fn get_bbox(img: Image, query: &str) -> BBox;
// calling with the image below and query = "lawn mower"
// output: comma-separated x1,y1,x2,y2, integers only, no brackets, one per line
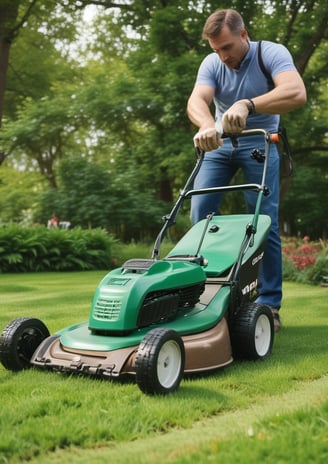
0,128,277,395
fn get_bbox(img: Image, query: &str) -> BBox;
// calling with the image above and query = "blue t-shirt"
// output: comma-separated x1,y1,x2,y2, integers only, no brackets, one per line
195,40,297,132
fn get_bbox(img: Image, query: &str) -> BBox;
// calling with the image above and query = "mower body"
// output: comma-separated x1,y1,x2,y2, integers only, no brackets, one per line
30,213,270,377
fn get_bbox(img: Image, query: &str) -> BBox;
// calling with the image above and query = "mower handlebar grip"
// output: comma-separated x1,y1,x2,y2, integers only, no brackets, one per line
221,128,274,139
195,129,278,157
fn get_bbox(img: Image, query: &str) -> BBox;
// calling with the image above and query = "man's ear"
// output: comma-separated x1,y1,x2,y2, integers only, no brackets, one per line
241,28,249,39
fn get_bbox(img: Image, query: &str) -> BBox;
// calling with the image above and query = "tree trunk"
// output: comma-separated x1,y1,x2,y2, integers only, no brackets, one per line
0,2,19,128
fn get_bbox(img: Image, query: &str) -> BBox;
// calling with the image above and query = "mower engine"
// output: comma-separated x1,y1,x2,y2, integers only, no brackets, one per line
88,259,206,335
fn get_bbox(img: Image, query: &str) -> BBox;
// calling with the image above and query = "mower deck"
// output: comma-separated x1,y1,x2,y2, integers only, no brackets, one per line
31,310,232,377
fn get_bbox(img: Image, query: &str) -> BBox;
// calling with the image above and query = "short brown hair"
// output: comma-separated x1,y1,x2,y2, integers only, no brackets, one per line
202,9,245,39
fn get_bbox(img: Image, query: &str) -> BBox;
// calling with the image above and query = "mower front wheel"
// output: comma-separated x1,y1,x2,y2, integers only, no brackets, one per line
135,328,185,395
0,317,50,371
230,303,274,360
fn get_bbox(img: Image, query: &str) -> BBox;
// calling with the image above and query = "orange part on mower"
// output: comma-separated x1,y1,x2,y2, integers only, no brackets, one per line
270,133,280,143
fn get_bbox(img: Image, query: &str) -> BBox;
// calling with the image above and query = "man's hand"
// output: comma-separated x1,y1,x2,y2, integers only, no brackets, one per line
222,100,249,134
193,127,222,152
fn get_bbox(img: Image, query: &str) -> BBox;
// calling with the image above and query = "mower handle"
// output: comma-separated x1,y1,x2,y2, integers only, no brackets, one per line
195,129,279,157
222,128,279,142
152,128,278,259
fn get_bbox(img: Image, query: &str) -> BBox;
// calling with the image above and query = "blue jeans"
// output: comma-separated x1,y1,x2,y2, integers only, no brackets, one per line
190,135,282,309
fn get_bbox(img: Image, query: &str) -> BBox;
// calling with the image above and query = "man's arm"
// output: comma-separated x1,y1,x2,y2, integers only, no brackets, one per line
249,70,307,114
187,84,221,151
187,84,215,129
222,70,307,133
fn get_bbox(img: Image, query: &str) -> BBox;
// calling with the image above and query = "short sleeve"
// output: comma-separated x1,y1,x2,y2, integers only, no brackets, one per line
261,41,297,80
195,53,220,88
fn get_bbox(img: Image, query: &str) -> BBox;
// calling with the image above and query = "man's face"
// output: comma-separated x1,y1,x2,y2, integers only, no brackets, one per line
208,25,249,69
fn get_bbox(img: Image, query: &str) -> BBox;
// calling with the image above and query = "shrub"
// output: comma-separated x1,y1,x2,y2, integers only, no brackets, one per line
307,255,328,285
0,225,117,273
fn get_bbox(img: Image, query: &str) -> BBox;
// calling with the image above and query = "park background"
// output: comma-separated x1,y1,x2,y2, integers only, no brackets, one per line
0,2,327,463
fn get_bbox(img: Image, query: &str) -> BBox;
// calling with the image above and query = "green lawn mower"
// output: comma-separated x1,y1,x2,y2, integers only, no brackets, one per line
0,129,278,395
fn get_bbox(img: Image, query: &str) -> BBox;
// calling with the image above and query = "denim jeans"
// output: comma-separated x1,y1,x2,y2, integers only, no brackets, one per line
190,135,282,309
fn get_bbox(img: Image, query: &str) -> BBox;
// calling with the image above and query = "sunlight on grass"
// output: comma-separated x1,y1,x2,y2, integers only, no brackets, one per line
165,400,328,464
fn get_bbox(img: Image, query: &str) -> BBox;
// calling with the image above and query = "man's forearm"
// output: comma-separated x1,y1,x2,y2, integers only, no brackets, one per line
251,72,307,115
187,96,215,130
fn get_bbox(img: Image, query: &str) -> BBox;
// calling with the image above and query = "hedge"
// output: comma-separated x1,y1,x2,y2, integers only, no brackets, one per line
0,225,117,272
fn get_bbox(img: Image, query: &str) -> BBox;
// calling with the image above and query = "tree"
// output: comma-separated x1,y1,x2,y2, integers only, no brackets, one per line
35,156,166,241
0,164,45,224
0,0,82,126
2,91,85,187
280,165,328,238
0,2,88,186
0,0,21,127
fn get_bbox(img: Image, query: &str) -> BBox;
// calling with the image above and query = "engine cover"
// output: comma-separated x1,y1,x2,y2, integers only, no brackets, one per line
88,260,206,334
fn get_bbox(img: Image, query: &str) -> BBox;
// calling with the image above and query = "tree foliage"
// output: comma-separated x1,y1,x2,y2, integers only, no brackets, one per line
0,165,45,224
0,0,327,240
35,156,166,241
281,165,328,238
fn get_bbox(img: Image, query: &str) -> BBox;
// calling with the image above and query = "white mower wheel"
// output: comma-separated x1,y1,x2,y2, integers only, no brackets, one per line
230,303,274,360
135,328,185,395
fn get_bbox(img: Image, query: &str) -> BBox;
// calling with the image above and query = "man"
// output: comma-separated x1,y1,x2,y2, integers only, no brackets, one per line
187,9,306,331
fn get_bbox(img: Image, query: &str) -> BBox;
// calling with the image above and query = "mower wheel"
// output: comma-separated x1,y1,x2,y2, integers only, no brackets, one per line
135,328,185,395
230,303,274,360
0,317,50,371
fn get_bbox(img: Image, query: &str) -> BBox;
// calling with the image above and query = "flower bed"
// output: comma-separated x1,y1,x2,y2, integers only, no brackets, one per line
282,236,328,285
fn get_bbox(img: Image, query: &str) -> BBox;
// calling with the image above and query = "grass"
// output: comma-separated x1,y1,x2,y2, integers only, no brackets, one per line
0,272,327,463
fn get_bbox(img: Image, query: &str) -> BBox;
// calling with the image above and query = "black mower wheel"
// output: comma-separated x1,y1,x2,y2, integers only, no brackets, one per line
230,303,274,360
0,317,50,371
135,328,185,395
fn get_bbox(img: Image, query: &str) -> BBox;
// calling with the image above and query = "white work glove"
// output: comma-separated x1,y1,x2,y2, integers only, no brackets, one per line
193,127,222,152
222,100,249,134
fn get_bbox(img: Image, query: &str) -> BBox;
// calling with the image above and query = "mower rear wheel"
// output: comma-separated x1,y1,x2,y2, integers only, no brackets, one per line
0,317,50,371
230,303,274,360
135,328,185,395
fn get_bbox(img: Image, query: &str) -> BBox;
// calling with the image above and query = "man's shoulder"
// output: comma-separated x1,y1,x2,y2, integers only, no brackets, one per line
202,52,220,66
199,52,224,75
260,40,287,52
258,40,296,74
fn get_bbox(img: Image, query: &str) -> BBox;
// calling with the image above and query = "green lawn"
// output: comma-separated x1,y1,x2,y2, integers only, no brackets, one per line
0,272,327,463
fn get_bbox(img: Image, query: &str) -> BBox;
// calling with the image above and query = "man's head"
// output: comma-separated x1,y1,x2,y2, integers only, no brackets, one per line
202,9,245,39
202,9,249,69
